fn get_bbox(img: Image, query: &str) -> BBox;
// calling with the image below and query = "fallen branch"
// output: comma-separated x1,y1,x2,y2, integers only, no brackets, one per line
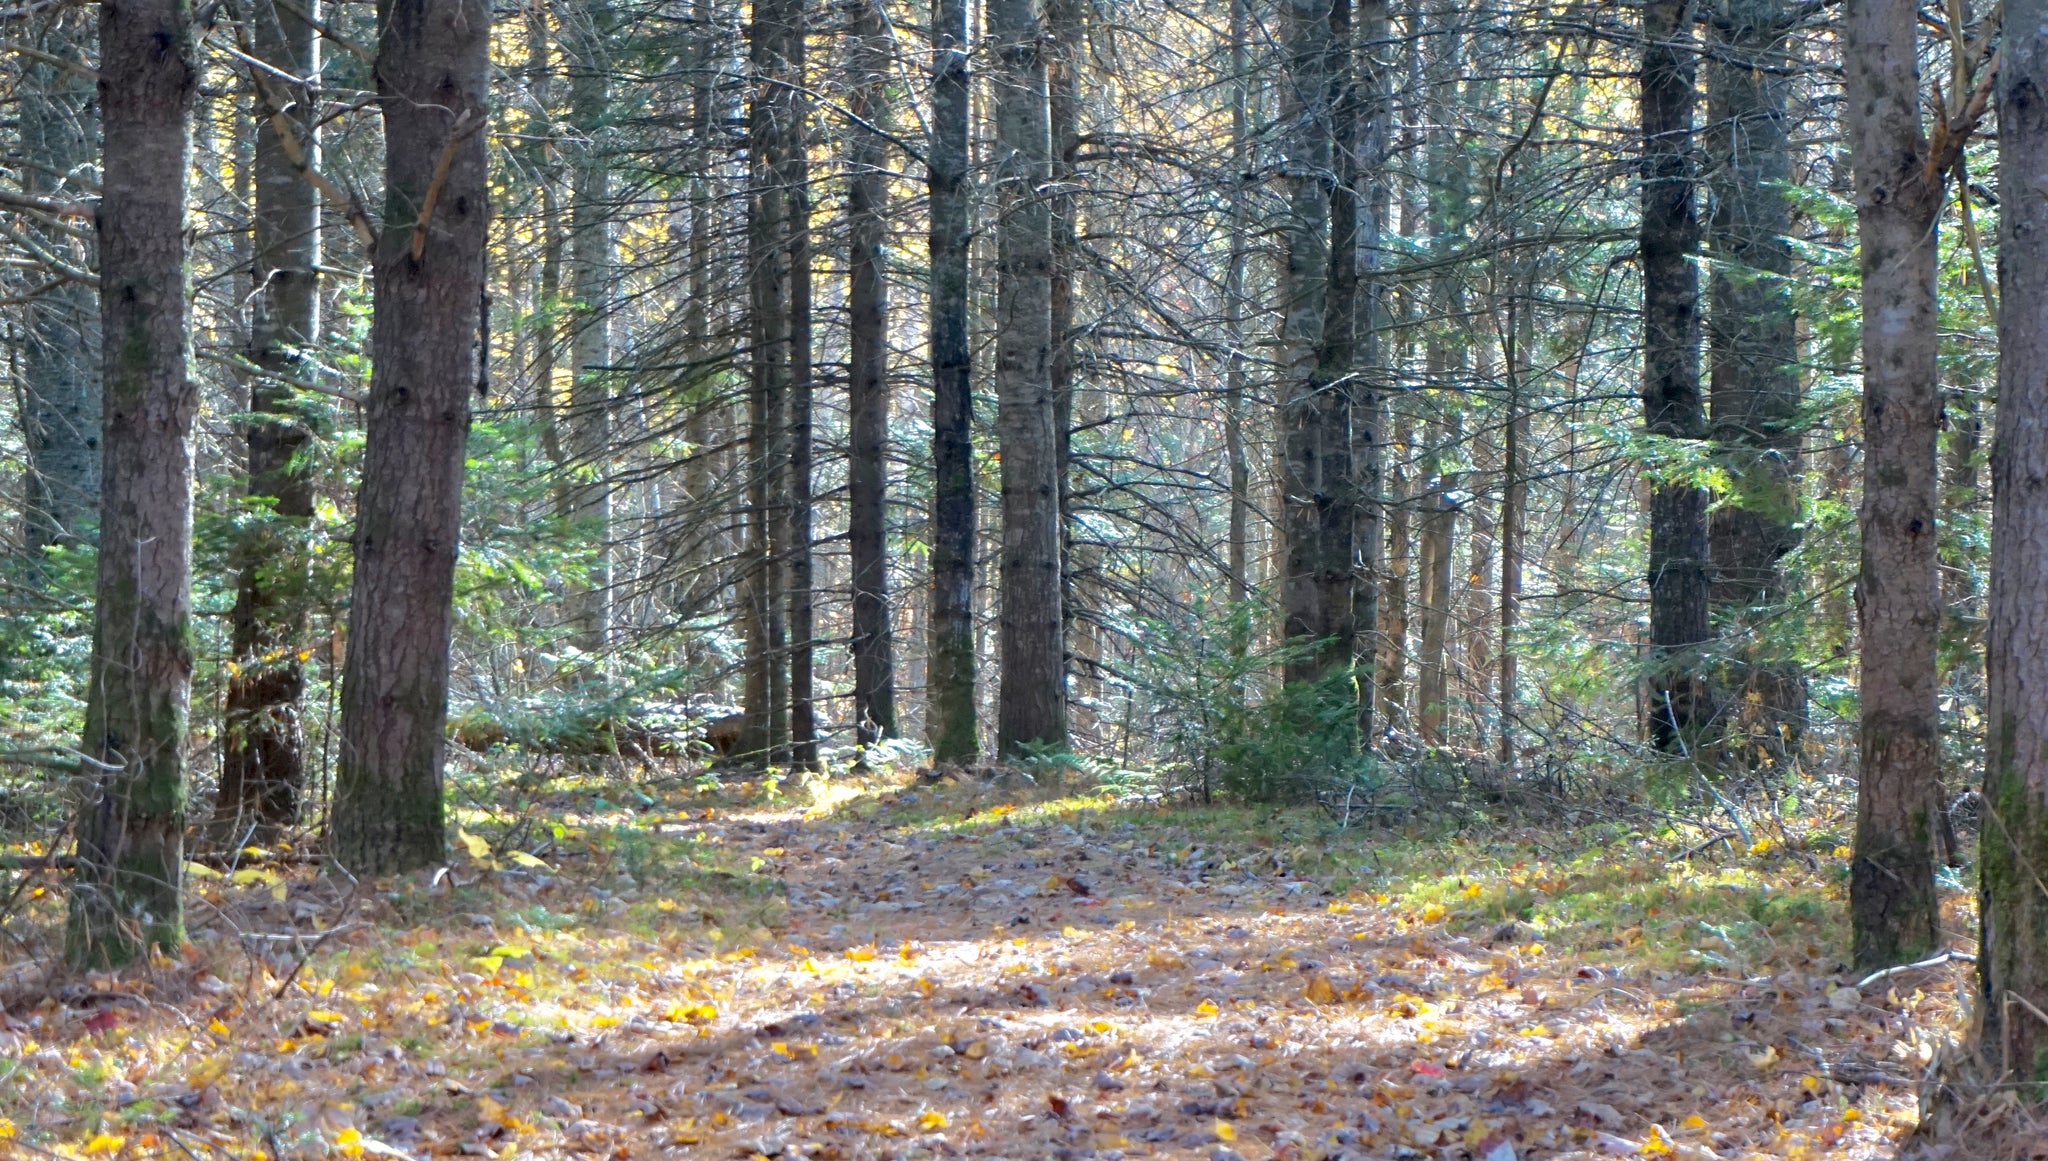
1856,949,1977,991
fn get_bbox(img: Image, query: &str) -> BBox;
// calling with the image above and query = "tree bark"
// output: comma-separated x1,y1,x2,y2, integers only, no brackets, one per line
219,0,321,845
1705,0,1804,765
1977,0,2048,1085
66,0,197,967
1223,0,1252,608
846,0,898,749
565,0,615,660
1278,0,1355,692
1346,0,1390,747
990,0,1068,755
331,0,491,876
1844,0,1942,971
17,4,101,563
786,37,817,771
926,0,978,765
1640,0,1711,753
1048,0,1082,741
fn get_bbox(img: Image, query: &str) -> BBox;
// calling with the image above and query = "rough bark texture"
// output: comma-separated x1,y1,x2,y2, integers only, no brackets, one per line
1976,0,2048,1087
1278,0,1355,690
1048,0,1082,738
990,0,1068,755
1844,0,1941,971
741,0,798,762
1640,0,1711,753
17,5,101,561
786,61,818,771
332,0,490,876
1346,0,1390,746
1223,0,1252,607
565,0,615,659
219,0,321,845
1705,0,1804,764
66,0,197,967
926,0,978,764
846,0,898,748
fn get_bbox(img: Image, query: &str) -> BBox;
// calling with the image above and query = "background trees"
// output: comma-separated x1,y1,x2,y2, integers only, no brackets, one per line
0,0,2026,993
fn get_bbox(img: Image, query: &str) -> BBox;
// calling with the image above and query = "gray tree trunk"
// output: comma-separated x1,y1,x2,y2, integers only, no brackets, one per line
926,0,979,765
565,0,615,660
331,0,491,876
1640,0,1711,753
65,0,197,967
1278,0,1355,691
989,0,1068,754
18,6,102,562
1977,0,2048,1087
846,0,899,748
219,0,322,844
1844,0,1942,971
1705,0,1804,765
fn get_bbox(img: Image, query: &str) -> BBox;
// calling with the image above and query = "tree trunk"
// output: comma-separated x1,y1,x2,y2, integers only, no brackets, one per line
1417,412,1454,745
1346,0,1390,747
786,45,817,771
1640,0,1711,753
1977,0,2048,1085
331,0,491,876
990,0,1067,755
1705,0,1804,766
219,0,321,845
1844,0,1941,971
1223,0,1251,606
742,0,798,762
565,0,614,660
1048,0,1081,711
17,5,101,563
846,0,898,748
66,0,197,967
1278,0,1355,691
926,0,978,765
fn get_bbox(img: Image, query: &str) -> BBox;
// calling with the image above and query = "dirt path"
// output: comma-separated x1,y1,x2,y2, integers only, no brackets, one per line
0,781,1965,1160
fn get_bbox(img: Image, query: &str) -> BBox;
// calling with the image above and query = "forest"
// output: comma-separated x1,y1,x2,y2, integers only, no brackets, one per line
0,0,2045,1155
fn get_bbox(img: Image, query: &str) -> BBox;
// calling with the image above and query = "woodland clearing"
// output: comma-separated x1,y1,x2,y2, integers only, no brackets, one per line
0,773,1984,1160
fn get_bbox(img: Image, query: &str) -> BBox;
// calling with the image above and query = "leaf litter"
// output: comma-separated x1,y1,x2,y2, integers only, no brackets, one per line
0,776,1977,1160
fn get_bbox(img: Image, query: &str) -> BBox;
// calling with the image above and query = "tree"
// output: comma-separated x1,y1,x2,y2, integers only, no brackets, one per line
1639,0,1710,753
925,0,978,765
218,0,321,845
1704,0,1803,764
331,0,492,875
16,5,101,565
65,0,198,966
990,0,1068,756
1277,0,1355,694
564,0,617,660
1974,0,2048,1092
1842,0,1957,970
845,0,899,748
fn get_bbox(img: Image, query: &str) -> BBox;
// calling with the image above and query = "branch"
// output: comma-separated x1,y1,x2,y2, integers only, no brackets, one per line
409,109,482,261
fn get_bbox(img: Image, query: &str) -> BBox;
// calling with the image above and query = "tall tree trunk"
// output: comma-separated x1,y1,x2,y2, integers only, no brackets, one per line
1844,0,1942,971
1048,0,1082,737
1705,0,1804,765
1640,0,1711,753
926,0,978,765
1976,0,2048,1086
742,0,797,762
1347,0,1390,746
332,0,491,876
1416,415,1454,746
990,0,1067,754
786,35,817,770
846,0,898,748
1223,0,1252,606
17,6,101,563
1278,0,1355,692
219,0,321,845
66,0,197,967
1500,293,1530,766
565,0,614,660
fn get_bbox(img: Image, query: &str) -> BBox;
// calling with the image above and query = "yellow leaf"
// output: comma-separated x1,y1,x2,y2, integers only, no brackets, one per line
1462,882,1483,898
1213,1120,1236,1142
307,1010,345,1025
1087,1020,1113,1033
231,867,281,887
1749,836,1778,856
507,851,549,869
208,1019,231,1037
1681,1115,1708,1131
1062,926,1083,939
0,1118,15,1139
336,1128,365,1157
1305,973,1336,1004
1420,903,1446,922
1196,1000,1220,1017
1327,901,1352,913
185,861,222,880
83,1134,125,1154
762,848,786,857
918,1112,947,1131
1747,1044,1780,1070
844,946,876,962
592,1015,621,1027
1833,844,1853,859
458,829,492,860
488,945,533,960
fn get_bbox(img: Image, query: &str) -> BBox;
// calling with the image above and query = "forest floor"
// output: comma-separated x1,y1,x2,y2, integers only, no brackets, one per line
0,769,1992,1161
